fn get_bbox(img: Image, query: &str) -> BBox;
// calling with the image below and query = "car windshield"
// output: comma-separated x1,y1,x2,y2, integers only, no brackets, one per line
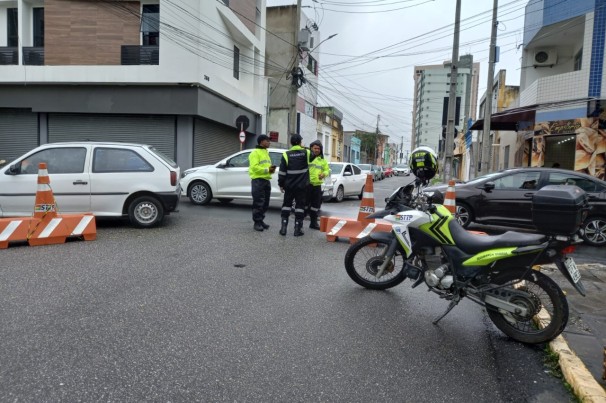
148,146,178,168
329,163,344,175
395,164,407,168
464,171,503,185
358,164,371,171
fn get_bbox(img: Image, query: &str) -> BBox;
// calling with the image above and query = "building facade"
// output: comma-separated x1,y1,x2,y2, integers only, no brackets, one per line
0,0,268,170
317,106,343,161
412,55,479,156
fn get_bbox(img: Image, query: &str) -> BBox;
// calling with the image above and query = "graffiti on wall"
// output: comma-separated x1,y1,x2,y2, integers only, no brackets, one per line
532,118,605,180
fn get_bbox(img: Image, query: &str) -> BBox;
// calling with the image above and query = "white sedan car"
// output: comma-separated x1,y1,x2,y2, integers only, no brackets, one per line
180,148,334,205
328,162,367,202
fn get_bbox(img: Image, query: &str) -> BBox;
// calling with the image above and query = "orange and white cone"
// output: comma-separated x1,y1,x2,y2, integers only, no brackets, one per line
357,174,376,221
444,179,456,215
33,162,57,219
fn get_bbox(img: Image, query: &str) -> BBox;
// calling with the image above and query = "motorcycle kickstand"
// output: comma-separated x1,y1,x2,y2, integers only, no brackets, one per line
432,298,459,325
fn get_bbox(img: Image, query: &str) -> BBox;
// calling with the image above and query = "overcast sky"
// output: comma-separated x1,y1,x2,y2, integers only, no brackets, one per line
266,0,527,150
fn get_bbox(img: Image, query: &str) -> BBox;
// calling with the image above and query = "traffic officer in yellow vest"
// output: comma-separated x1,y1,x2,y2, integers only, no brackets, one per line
306,140,330,230
249,134,276,231
278,134,310,236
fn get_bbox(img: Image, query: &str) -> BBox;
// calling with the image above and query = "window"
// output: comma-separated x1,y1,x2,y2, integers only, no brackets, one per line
33,8,44,47
233,46,240,79
310,36,314,49
226,152,250,168
142,4,159,46
305,101,314,118
493,171,541,190
93,148,153,173
547,172,599,192
344,164,352,175
269,152,282,166
7,8,18,47
307,55,317,75
20,148,86,174
352,165,361,175
574,48,582,71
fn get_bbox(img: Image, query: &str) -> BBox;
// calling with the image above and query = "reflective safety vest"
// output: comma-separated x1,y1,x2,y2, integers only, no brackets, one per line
278,145,310,190
309,156,329,186
249,147,273,180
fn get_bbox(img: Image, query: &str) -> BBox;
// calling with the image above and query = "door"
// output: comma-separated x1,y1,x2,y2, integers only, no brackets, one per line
214,151,254,198
0,146,91,216
479,171,541,225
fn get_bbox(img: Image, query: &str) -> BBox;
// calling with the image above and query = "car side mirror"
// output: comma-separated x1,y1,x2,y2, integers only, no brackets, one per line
483,181,495,191
344,172,352,176
217,162,228,169
6,164,18,175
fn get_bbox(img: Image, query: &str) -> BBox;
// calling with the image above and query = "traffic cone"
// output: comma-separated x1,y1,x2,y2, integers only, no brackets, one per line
357,174,376,221
33,162,57,219
444,179,456,215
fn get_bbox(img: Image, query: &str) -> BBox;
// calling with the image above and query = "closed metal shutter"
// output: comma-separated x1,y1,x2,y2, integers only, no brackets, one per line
0,109,39,163
193,118,241,166
48,113,176,159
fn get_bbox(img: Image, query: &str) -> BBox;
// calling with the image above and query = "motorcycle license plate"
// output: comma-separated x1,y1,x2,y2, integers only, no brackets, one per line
564,257,581,283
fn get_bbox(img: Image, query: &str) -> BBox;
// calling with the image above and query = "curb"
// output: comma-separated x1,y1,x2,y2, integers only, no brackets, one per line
550,335,606,402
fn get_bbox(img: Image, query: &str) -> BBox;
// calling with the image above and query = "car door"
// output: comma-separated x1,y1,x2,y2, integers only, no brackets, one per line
0,146,91,216
268,151,283,199
214,151,252,198
351,164,365,195
478,170,542,225
342,164,355,195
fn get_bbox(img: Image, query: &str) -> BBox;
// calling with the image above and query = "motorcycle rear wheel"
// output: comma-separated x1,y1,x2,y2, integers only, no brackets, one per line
344,236,407,290
486,268,568,344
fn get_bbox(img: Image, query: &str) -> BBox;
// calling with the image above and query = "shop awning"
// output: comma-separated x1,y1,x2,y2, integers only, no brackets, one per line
469,106,537,131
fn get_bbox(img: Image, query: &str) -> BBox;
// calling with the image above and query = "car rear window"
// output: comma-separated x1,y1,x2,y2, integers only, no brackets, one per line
148,146,178,168
93,148,153,173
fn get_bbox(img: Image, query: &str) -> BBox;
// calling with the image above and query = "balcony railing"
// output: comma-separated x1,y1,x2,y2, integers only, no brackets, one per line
0,47,18,65
23,47,44,65
121,45,159,65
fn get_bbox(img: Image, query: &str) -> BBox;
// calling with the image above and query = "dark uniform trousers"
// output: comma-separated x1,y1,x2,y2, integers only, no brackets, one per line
251,178,271,223
281,188,306,221
306,184,322,220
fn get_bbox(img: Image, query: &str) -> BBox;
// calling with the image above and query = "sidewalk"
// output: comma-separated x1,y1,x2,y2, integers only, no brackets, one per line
541,262,606,402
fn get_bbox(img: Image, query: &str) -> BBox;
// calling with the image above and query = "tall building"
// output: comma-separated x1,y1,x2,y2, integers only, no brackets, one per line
266,5,321,148
411,55,479,155
0,1,267,170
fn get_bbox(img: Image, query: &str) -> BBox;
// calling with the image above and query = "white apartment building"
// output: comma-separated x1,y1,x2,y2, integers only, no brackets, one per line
0,0,267,170
412,55,479,154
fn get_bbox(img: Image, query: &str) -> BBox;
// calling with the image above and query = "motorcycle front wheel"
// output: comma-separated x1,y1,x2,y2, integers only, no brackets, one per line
344,235,407,290
486,267,569,344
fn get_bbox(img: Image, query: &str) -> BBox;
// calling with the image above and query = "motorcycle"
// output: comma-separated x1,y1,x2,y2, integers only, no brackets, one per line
344,179,587,344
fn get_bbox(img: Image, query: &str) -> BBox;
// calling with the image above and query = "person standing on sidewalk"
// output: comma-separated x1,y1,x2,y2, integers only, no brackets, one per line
249,134,276,232
278,134,310,236
306,140,329,230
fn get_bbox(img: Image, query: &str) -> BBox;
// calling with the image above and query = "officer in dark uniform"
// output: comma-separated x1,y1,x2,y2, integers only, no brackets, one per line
278,134,310,236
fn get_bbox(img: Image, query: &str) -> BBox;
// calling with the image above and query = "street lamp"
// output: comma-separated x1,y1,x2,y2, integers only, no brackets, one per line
309,33,338,53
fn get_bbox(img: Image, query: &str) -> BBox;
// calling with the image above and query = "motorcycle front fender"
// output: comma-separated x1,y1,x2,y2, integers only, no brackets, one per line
368,231,395,243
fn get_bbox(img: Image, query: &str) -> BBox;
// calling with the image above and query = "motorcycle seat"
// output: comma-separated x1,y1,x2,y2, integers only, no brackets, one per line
448,221,547,255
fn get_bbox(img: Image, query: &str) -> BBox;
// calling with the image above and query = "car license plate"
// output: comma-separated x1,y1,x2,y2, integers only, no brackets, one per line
563,257,581,283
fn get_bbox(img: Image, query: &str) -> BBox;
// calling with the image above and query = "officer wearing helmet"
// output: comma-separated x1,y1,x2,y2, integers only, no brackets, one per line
409,146,438,184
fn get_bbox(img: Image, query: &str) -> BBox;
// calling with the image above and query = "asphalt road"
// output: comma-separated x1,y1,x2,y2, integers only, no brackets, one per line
0,184,578,401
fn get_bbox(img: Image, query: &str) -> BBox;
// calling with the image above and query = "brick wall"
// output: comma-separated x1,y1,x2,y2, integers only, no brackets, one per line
45,0,140,65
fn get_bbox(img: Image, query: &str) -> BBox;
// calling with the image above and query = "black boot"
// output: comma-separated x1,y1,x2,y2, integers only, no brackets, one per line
294,220,304,237
279,219,288,236
254,222,264,232
261,221,270,229
309,216,320,230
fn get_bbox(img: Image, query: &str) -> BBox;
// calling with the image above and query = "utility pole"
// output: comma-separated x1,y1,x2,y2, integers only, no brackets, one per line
289,0,302,137
375,114,380,165
481,0,498,175
443,0,461,182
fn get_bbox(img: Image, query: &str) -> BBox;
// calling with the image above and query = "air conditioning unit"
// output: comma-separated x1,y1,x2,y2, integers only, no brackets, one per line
533,49,557,67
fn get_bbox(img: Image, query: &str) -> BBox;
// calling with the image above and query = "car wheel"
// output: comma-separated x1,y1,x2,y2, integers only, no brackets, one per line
581,216,606,246
455,202,474,228
128,196,164,228
218,198,233,204
334,185,345,202
358,185,364,200
188,181,212,205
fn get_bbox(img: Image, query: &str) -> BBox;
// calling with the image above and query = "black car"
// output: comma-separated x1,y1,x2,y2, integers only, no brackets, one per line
425,168,606,246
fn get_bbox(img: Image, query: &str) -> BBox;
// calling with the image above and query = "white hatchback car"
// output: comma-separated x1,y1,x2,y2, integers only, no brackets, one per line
180,148,333,205
0,142,181,227
328,162,367,202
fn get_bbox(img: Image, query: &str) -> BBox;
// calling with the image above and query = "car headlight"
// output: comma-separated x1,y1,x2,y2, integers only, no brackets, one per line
181,170,194,178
